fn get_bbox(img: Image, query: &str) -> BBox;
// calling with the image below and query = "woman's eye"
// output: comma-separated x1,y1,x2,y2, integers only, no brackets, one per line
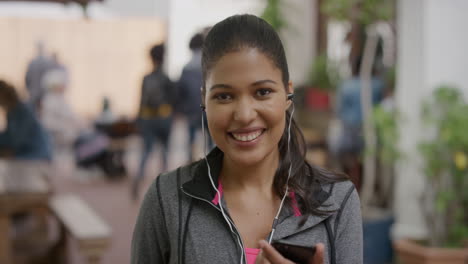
256,88,273,97
213,93,233,102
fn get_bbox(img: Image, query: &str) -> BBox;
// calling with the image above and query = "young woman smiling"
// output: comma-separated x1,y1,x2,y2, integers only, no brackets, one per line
131,14,363,264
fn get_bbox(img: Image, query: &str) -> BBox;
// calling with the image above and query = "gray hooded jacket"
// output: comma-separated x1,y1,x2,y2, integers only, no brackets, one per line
131,148,363,264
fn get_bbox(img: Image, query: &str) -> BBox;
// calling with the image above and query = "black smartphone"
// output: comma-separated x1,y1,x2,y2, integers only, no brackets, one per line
272,241,316,264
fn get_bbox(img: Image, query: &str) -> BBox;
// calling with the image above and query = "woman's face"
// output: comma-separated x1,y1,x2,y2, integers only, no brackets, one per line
204,48,292,167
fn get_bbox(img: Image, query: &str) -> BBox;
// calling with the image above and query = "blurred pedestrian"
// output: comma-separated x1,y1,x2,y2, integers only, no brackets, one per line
334,56,384,187
0,80,51,160
40,66,80,152
25,41,55,112
177,32,212,161
132,43,176,199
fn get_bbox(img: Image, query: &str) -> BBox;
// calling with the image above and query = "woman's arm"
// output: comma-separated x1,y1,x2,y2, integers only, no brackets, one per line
334,187,363,264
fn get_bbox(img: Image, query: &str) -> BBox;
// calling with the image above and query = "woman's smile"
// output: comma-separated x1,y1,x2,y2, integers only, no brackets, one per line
231,130,263,142
228,128,266,148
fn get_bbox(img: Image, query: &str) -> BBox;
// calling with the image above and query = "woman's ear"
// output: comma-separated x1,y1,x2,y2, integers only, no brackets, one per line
200,86,206,110
288,81,293,95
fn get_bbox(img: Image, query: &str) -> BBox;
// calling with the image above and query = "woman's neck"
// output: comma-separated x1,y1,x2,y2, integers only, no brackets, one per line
220,150,279,194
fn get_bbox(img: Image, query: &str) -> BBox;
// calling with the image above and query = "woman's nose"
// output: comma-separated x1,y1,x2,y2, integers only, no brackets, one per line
233,98,257,124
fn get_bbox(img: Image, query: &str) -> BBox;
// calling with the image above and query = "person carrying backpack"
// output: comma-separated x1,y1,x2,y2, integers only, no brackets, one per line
132,43,176,200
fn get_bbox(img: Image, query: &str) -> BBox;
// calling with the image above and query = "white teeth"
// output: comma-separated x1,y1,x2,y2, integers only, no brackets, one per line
232,130,262,142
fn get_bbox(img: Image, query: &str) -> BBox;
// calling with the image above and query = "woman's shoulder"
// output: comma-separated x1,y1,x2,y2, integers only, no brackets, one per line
146,161,200,196
322,180,359,209
308,165,357,206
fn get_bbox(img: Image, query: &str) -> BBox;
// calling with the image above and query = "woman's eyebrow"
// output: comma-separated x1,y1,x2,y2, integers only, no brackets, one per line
209,79,277,91
209,83,232,91
251,79,277,86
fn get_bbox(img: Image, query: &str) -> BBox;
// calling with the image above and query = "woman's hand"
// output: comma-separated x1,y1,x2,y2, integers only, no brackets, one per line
255,240,324,264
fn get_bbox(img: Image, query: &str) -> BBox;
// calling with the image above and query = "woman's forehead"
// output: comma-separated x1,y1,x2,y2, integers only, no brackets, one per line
206,48,282,87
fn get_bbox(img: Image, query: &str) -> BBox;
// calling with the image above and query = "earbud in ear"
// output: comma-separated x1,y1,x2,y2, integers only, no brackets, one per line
200,104,206,111
287,93,294,100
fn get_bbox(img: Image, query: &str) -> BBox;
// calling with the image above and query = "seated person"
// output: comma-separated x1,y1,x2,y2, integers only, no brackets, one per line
95,96,117,126
0,80,52,245
0,80,51,160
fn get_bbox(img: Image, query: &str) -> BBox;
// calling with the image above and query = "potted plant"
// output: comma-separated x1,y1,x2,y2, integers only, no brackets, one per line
372,100,398,208
321,0,394,212
370,66,398,209
321,1,396,263
394,85,468,264
305,54,339,111
260,0,287,32
294,54,340,153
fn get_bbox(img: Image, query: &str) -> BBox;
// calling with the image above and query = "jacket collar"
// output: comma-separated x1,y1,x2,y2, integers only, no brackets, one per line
182,147,224,202
273,188,339,240
182,147,339,237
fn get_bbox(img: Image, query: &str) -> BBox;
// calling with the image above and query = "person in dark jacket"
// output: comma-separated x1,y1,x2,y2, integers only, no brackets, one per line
0,80,51,160
132,43,176,199
177,32,213,161
132,15,362,264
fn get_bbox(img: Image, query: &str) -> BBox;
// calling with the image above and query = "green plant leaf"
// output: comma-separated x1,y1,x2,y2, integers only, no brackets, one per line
322,0,394,25
307,54,339,91
373,106,400,163
419,84,468,247
261,0,287,31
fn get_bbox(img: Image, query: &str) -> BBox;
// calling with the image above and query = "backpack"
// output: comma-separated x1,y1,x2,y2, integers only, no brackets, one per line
141,72,174,109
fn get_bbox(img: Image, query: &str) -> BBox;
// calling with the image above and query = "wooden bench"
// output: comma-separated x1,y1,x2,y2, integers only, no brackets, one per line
0,160,51,264
49,194,111,264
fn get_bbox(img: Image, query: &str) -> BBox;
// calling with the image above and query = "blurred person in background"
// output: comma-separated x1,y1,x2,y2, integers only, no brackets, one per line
177,32,213,162
132,43,176,200
25,40,55,112
0,80,51,160
40,66,80,154
334,56,384,187
95,96,117,125
50,52,69,80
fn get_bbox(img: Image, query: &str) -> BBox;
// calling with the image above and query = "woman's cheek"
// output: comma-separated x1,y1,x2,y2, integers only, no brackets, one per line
207,110,230,140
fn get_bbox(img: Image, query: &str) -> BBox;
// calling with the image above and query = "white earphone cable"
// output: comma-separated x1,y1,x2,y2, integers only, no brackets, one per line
268,102,295,244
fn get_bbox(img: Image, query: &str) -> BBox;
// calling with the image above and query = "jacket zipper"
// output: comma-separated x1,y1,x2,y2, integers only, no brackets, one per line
180,187,247,264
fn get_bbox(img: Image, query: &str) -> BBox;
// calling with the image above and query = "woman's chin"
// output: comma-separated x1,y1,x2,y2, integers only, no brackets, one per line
224,148,275,168
230,156,261,167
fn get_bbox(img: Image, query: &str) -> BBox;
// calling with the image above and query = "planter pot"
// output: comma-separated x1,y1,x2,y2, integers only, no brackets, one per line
363,209,394,264
305,87,331,111
394,239,468,264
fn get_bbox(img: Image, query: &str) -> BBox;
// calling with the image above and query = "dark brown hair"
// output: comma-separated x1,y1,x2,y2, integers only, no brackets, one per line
0,80,20,106
150,43,165,65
